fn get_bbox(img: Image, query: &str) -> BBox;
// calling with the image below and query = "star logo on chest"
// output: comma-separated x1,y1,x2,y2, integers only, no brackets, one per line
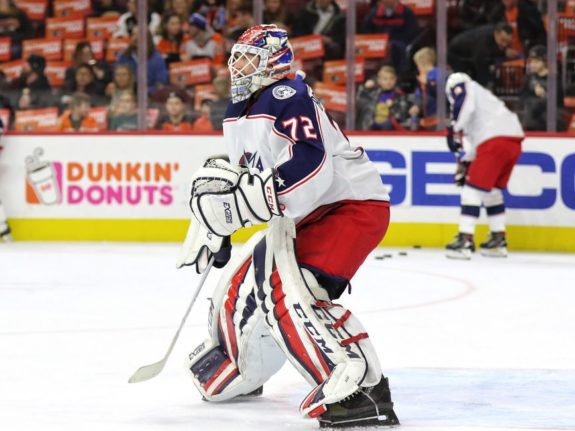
274,174,286,188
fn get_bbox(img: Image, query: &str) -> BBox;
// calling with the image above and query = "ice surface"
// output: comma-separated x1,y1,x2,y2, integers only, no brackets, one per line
1,243,574,431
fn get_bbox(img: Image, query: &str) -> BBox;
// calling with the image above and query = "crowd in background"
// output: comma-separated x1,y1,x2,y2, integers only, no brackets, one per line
0,0,571,132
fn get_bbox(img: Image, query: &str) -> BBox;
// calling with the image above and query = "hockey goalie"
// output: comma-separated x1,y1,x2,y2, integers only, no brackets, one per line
177,25,399,428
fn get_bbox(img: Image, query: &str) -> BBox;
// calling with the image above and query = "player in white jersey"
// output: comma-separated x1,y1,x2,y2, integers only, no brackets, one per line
444,72,524,259
177,25,399,428
0,117,12,242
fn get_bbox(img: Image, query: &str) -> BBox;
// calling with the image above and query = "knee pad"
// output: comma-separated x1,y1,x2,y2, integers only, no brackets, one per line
254,219,383,418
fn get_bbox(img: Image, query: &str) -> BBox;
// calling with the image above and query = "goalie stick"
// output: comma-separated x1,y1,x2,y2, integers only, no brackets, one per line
128,257,215,383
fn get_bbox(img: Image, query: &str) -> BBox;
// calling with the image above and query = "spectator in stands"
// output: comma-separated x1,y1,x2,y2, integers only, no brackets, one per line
166,0,193,32
92,0,125,16
356,65,409,130
117,27,168,94
0,72,13,124
408,47,438,129
17,55,51,92
105,64,136,108
181,13,219,61
156,91,194,130
193,99,214,131
227,4,255,42
292,0,346,60
263,0,295,32
224,0,243,30
487,0,546,56
13,55,52,111
448,22,514,89
58,92,99,132
11,55,52,110
360,0,420,72
209,74,231,130
157,13,188,65
108,91,138,131
114,0,161,39
192,0,227,32
520,45,565,131
64,63,107,106
454,0,500,33
0,0,32,59
64,42,111,94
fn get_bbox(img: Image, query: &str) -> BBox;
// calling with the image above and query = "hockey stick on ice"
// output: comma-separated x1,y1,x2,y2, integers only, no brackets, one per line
128,257,215,383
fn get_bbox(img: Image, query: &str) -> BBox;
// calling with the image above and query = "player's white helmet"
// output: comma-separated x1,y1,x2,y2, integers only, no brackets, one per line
228,24,294,103
445,72,471,104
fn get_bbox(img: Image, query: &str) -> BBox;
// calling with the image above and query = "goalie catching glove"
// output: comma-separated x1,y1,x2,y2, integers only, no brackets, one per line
190,159,283,237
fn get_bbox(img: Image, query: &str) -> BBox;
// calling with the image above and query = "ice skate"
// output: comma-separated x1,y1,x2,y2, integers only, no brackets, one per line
318,376,399,428
0,223,12,242
479,232,508,257
445,233,475,260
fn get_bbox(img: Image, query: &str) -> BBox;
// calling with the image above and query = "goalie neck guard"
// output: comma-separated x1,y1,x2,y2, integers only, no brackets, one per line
228,24,294,104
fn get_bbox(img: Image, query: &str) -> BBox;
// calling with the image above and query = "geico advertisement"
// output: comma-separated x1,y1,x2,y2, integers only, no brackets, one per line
0,135,225,218
354,135,575,227
0,134,573,227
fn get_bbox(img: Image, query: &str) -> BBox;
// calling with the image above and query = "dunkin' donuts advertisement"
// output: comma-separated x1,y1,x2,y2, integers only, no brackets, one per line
0,134,226,219
25,148,62,205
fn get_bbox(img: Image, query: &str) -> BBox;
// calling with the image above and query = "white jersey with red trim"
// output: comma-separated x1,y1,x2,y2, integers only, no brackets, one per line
222,78,389,221
448,79,524,150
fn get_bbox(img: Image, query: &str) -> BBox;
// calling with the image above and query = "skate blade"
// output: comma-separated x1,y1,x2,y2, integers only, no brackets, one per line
479,247,507,258
319,413,400,428
445,249,473,260
1,233,13,243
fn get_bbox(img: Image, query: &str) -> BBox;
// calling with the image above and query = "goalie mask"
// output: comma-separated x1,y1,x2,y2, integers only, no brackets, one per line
228,24,294,103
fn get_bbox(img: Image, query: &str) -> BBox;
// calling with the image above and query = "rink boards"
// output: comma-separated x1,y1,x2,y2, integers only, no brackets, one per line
0,133,573,251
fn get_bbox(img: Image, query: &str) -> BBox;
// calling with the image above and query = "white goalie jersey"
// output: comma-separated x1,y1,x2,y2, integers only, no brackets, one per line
222,78,389,222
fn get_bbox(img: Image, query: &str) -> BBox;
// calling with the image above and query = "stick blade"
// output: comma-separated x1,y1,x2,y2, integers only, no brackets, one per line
128,360,166,383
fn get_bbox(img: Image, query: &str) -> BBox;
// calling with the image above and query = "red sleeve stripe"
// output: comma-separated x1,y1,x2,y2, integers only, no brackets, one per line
272,124,296,145
246,114,276,121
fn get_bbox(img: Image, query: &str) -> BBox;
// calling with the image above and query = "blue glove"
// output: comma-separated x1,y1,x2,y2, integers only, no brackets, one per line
446,126,462,153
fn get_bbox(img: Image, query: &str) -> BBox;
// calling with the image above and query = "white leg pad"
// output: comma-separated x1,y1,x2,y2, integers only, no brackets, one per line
186,229,286,402
253,219,384,418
